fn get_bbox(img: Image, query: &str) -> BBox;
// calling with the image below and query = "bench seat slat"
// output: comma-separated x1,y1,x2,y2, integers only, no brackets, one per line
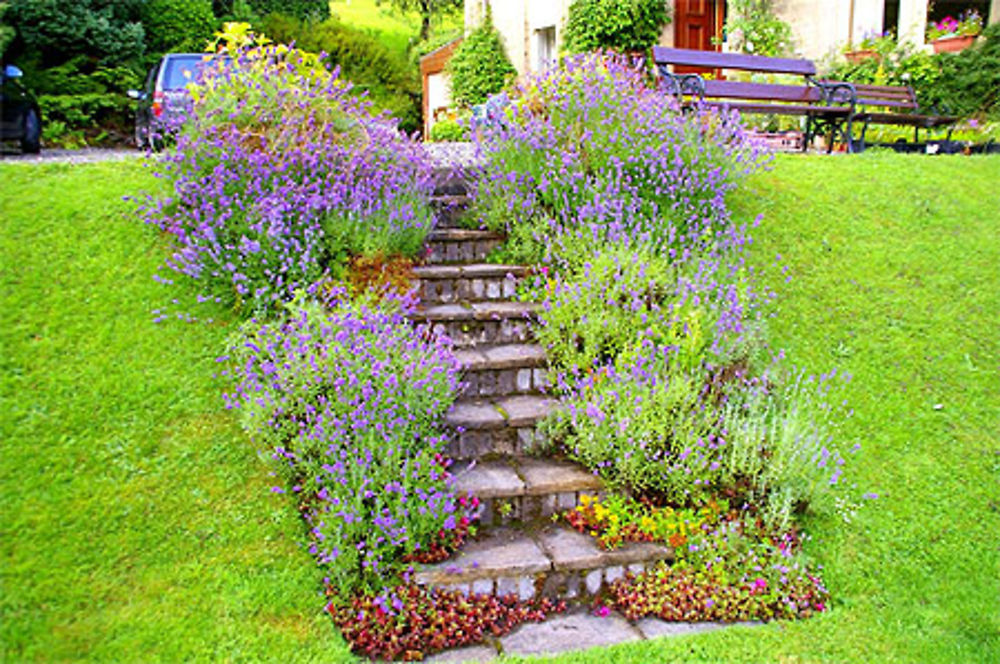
860,112,957,128
703,101,850,116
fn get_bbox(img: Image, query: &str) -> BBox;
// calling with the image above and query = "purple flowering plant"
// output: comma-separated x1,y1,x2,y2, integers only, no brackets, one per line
224,290,468,593
138,25,434,319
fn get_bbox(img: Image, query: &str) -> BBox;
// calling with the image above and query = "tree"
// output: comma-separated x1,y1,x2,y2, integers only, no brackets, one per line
563,0,670,54
377,0,462,42
447,8,516,107
142,0,217,54
247,0,328,22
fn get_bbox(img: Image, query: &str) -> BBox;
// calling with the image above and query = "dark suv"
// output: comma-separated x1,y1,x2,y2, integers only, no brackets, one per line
129,53,221,149
1,65,42,154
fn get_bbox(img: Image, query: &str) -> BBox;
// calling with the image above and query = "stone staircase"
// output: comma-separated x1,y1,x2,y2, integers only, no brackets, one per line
407,175,674,605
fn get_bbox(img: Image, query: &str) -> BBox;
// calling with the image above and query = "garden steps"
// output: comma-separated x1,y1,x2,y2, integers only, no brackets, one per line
430,194,473,229
413,522,673,602
453,343,549,398
412,301,537,347
450,456,603,526
426,229,504,265
443,395,557,460
411,264,527,305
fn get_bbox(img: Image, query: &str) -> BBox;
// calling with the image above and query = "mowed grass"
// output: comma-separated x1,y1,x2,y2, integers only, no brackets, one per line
2,153,998,662
329,0,462,55
0,161,353,661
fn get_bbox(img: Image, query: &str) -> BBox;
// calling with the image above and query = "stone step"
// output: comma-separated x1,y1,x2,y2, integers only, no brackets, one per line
444,395,557,459
454,344,549,398
432,169,470,197
426,229,504,265
413,302,538,347
431,194,473,229
413,523,673,601
412,264,526,305
451,457,603,527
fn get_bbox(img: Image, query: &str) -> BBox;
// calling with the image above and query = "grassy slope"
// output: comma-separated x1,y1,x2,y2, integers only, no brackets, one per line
536,152,1000,663
1,153,998,662
0,162,353,662
329,0,462,55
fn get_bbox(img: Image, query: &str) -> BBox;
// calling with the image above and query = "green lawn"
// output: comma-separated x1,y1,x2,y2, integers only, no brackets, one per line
2,153,998,662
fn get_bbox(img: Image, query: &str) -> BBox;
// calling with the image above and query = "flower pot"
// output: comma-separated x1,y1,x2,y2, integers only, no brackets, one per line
931,35,976,53
845,49,878,64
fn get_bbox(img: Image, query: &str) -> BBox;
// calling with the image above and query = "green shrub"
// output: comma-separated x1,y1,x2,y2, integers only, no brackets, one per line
261,14,422,133
428,118,466,141
248,0,327,22
723,0,794,56
447,9,516,107
563,0,670,54
925,23,1000,117
141,0,217,54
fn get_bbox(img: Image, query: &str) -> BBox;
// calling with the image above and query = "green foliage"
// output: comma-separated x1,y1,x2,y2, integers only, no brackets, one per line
826,26,1000,118
0,2,14,57
925,23,1000,117
428,118,466,141
6,0,146,67
247,0,328,22
141,0,217,54
375,0,462,41
563,0,670,54
723,0,794,56
447,10,516,107
261,14,422,133
28,59,141,145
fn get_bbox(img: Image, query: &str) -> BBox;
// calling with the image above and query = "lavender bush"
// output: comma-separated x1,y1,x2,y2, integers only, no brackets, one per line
474,55,861,530
139,28,434,319
224,292,466,593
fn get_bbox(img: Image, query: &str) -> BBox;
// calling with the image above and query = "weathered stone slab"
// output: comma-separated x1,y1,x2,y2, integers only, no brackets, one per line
496,395,557,427
634,619,730,640
500,610,643,657
429,229,504,242
538,524,673,572
461,263,526,278
453,348,487,369
517,457,602,495
446,401,505,430
415,529,550,584
417,303,475,321
479,344,547,368
452,459,524,498
424,644,497,663
470,301,538,321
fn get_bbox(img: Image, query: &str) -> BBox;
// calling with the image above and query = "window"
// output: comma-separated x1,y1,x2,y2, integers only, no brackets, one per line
536,26,556,71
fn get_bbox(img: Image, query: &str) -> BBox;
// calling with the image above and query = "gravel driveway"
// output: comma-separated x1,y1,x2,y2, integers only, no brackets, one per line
0,147,146,164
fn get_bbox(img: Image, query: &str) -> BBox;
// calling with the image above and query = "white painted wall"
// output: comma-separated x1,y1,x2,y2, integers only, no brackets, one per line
427,72,451,120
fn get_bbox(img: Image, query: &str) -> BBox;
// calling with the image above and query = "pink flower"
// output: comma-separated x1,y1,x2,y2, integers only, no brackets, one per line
594,605,611,617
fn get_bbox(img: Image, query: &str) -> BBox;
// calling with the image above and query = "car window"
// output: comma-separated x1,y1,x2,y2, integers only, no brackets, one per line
161,56,212,91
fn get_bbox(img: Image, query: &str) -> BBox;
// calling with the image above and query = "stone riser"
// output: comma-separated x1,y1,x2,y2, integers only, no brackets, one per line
426,239,502,264
472,489,607,528
431,199,472,229
430,561,653,603
460,365,548,399
429,317,534,348
416,275,518,304
446,426,545,460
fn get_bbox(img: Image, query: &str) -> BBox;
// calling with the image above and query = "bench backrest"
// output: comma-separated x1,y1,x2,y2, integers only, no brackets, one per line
848,83,918,110
702,79,822,103
652,46,817,77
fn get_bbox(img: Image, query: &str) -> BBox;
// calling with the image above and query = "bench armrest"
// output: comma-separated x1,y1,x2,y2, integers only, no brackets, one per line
810,78,857,106
656,65,705,98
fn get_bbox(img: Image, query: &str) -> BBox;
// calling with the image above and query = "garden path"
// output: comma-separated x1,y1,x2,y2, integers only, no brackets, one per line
405,163,756,661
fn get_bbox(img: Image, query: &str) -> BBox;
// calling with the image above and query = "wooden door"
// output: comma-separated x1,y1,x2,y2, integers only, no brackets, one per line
673,0,725,74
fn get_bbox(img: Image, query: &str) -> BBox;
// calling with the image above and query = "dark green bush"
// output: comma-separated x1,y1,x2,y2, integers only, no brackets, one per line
142,0,217,54
563,0,669,54
6,0,146,67
926,24,1000,117
260,14,421,133
447,10,516,107
248,0,327,22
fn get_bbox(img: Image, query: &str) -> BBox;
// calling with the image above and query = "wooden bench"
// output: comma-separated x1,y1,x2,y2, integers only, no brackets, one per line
653,47,856,152
829,83,957,149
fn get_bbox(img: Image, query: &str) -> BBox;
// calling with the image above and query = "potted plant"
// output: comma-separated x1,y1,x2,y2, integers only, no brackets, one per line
844,30,891,64
927,10,983,53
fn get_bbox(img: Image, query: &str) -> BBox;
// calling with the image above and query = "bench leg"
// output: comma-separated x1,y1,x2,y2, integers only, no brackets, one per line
803,116,813,152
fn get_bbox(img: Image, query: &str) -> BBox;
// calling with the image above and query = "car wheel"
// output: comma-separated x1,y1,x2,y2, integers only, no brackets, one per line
21,108,41,154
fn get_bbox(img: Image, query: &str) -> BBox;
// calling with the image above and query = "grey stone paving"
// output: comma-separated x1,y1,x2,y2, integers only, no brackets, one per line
500,611,644,657
452,459,525,498
518,457,601,495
